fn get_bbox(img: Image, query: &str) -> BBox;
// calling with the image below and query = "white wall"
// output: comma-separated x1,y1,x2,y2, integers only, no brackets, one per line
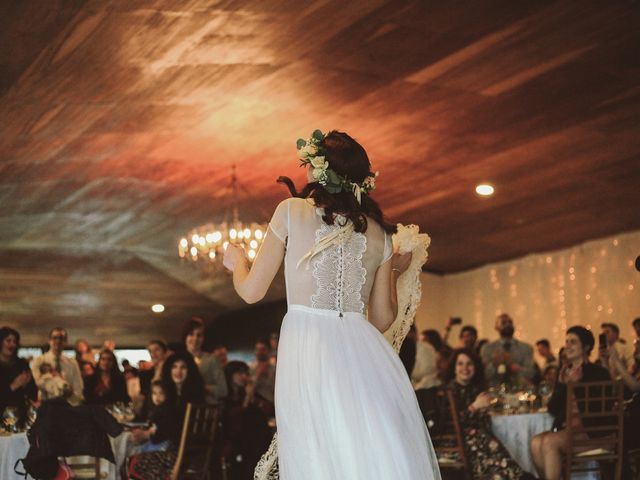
415,230,640,355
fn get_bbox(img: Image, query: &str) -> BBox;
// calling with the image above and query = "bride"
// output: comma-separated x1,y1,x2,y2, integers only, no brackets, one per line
223,130,441,479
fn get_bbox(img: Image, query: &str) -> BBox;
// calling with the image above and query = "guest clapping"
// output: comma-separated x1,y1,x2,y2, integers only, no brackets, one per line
84,349,130,405
442,349,534,480
0,327,37,412
530,326,610,480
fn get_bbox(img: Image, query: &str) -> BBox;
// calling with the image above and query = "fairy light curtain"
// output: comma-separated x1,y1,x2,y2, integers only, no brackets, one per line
417,230,640,354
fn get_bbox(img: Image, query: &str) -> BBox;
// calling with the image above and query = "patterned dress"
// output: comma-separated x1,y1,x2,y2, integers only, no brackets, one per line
447,381,529,480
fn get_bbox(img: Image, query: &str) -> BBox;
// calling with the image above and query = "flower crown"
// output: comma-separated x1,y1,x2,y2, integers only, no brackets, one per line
296,129,378,203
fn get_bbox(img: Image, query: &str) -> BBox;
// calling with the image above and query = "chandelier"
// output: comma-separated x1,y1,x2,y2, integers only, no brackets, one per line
178,165,267,267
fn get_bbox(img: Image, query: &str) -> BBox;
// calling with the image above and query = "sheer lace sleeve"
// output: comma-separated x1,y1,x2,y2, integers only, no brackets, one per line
268,199,290,242
381,232,393,265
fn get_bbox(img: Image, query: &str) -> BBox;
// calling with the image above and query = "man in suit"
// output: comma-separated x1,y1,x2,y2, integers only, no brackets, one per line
481,314,535,385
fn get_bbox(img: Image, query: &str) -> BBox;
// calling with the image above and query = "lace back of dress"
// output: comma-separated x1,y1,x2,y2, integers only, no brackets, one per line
309,220,367,314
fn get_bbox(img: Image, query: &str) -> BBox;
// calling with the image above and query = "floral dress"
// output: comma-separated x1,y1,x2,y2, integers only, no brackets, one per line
447,381,528,480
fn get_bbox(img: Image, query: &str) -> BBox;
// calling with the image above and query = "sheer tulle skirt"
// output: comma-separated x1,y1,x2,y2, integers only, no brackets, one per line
275,304,441,480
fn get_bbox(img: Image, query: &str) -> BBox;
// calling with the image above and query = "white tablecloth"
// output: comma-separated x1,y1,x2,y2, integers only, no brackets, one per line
491,412,599,480
0,431,131,480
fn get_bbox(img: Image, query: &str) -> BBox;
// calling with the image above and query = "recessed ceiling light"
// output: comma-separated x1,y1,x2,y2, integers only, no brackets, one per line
475,184,494,196
151,304,165,313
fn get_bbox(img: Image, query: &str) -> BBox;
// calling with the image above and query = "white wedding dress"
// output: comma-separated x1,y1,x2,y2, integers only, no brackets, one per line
264,197,441,480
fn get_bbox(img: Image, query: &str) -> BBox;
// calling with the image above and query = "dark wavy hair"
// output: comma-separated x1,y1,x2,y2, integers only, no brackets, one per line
161,351,205,404
444,349,486,389
278,130,396,234
0,326,20,360
181,316,205,346
96,348,121,377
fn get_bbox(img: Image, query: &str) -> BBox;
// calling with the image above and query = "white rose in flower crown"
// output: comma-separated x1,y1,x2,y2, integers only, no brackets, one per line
312,168,325,180
310,156,327,169
298,143,318,159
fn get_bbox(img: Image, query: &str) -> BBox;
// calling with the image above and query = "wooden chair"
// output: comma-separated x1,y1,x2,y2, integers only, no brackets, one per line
430,388,471,479
65,456,105,479
171,403,220,480
564,380,625,480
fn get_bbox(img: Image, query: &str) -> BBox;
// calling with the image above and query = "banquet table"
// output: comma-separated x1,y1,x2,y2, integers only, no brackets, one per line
0,430,131,480
491,411,599,480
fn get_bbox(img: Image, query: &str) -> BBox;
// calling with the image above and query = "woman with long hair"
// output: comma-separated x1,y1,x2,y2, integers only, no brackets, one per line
223,131,441,479
84,349,130,405
0,326,37,416
442,349,534,480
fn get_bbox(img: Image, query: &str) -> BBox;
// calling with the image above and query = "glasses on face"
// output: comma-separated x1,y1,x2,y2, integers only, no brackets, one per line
51,335,67,341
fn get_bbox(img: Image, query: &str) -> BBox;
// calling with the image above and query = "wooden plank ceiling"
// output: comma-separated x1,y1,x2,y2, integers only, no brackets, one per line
1,0,639,345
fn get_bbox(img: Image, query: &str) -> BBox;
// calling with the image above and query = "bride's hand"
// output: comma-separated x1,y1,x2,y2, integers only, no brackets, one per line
391,251,412,275
223,244,247,272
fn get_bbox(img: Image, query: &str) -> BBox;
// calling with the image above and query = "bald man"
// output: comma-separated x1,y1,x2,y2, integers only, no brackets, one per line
480,314,535,385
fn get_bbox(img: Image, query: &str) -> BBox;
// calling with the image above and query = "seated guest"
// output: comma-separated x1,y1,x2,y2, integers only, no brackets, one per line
130,380,179,453
480,314,535,385
542,364,559,389
530,326,610,480
441,349,534,480
0,327,37,416
162,351,206,414
84,349,130,405
249,338,276,409
222,361,273,478
127,352,206,480
32,327,84,401
535,339,556,369
183,317,227,404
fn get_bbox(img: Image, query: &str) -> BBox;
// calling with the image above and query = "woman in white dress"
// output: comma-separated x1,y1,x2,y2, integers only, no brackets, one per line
223,130,441,480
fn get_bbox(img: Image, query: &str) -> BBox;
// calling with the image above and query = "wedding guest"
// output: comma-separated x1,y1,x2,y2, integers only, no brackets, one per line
212,345,229,369
37,362,70,400
162,351,205,413
0,327,37,414
183,317,227,404
130,380,179,453
422,329,452,378
410,326,440,425
32,327,84,401
74,339,95,376
128,353,205,480
535,339,556,369
249,338,276,408
600,322,634,372
442,349,535,480
222,361,273,479
460,325,478,352
530,326,610,480
79,361,95,378
84,349,130,405
139,340,168,398
480,314,535,385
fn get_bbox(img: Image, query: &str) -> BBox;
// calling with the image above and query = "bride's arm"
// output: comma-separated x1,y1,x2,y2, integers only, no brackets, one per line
368,252,412,332
223,230,285,304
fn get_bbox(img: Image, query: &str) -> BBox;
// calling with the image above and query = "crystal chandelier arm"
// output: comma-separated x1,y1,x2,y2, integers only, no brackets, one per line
224,229,285,304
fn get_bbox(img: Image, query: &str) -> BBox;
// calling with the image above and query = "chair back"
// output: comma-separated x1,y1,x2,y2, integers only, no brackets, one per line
171,403,220,480
65,456,104,479
564,380,625,480
430,388,471,476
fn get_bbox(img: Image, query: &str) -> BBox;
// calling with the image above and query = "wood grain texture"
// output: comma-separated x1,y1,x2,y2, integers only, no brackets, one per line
0,0,638,344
